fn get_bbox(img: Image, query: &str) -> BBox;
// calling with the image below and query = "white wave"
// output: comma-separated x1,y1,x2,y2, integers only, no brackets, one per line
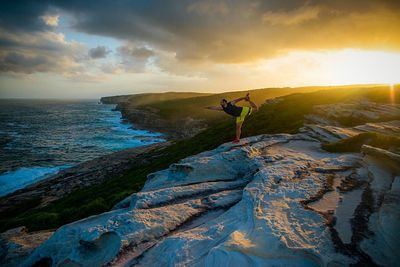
0,165,69,197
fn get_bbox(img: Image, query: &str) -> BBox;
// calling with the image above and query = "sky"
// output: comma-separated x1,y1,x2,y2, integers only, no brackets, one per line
0,0,400,99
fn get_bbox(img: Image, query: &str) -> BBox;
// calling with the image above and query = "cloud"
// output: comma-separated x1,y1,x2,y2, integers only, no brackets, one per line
116,45,155,72
0,0,399,77
0,30,85,74
262,5,320,25
88,45,110,59
41,15,59,26
187,0,230,15
52,0,400,65
0,1,52,31
118,46,155,59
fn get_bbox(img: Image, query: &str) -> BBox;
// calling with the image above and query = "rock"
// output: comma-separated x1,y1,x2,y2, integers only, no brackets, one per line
0,227,53,267
7,100,400,266
23,131,382,266
359,145,400,266
354,120,400,135
100,95,132,104
305,101,400,126
119,104,208,139
361,144,400,165
302,120,400,144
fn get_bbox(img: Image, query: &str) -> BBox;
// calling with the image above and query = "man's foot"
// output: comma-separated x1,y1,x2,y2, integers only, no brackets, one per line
232,138,240,144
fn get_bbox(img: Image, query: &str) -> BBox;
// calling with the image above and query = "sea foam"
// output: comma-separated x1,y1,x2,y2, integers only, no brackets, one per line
0,166,69,197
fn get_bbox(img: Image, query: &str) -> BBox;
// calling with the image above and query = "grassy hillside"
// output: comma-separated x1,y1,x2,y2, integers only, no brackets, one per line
135,84,388,122
124,92,211,107
101,92,210,105
1,85,398,232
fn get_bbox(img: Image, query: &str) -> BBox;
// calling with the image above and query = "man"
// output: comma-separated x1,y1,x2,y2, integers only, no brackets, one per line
205,93,258,143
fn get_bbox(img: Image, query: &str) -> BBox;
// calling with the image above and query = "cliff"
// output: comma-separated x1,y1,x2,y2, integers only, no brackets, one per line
10,98,400,266
100,95,132,104
2,86,399,266
114,102,208,139
19,121,400,266
102,92,213,138
104,86,345,139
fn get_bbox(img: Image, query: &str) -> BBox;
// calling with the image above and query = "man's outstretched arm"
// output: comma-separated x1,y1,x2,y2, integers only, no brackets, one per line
231,93,250,104
205,106,223,111
230,96,247,104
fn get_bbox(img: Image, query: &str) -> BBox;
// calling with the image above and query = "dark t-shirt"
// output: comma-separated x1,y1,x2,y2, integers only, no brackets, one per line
222,102,243,117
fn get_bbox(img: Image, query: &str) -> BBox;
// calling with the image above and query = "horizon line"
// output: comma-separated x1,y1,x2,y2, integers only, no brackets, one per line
0,83,396,100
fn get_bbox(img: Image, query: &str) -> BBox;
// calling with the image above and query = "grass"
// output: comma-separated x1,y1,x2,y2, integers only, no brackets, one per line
136,86,339,122
125,92,212,107
101,92,210,106
135,84,396,123
321,132,400,153
1,85,398,232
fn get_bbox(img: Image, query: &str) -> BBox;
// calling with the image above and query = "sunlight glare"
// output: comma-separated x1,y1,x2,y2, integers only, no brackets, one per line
390,83,396,104
324,49,400,85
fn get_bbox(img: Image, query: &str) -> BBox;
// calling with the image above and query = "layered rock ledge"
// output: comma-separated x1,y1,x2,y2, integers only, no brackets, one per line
20,124,400,266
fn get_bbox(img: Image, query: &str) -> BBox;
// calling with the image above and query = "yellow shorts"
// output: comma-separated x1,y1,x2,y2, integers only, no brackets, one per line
236,106,252,124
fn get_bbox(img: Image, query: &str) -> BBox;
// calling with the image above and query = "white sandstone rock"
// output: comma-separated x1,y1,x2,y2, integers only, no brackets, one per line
21,118,400,267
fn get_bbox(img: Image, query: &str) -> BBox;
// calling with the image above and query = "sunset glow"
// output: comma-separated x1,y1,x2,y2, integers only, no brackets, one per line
390,83,396,104
1,1,400,98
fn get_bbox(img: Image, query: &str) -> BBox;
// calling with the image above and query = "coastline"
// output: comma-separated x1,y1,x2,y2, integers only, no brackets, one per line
1,87,399,267
0,100,167,209
0,141,169,215
116,103,208,139
0,100,165,198
101,96,208,139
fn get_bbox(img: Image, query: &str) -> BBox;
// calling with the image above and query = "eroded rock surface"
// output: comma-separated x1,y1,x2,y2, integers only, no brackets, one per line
0,227,53,267
3,100,397,266
21,126,400,266
299,101,400,145
305,101,400,126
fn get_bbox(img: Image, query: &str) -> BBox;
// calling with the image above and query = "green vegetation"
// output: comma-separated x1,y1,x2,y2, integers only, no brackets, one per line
322,132,400,153
134,84,395,123
1,85,398,232
136,86,332,122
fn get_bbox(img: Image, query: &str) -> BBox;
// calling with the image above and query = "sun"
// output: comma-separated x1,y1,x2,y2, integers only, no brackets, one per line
324,49,400,85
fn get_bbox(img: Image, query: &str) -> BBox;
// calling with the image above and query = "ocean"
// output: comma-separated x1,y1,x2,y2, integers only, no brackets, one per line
0,99,164,197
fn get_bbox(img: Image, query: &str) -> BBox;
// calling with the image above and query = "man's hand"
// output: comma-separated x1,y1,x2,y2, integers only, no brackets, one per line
245,93,250,101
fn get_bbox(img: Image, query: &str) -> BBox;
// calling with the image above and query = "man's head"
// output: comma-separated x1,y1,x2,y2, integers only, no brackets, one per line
220,99,228,107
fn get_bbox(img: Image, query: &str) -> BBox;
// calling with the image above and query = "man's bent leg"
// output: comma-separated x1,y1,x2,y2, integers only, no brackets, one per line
249,100,258,112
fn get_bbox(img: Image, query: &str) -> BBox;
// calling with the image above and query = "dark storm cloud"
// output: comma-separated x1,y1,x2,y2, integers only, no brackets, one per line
88,46,110,59
0,49,81,74
0,31,85,74
0,0,400,74
0,1,52,31
1,52,47,72
52,0,400,63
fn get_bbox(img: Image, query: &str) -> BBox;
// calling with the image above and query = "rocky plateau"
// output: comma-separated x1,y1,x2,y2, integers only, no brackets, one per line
1,101,400,267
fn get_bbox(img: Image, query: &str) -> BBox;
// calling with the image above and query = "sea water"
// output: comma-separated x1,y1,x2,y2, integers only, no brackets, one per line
0,99,164,197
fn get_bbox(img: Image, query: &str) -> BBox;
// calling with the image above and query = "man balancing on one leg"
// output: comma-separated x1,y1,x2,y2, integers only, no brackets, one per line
205,93,258,143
